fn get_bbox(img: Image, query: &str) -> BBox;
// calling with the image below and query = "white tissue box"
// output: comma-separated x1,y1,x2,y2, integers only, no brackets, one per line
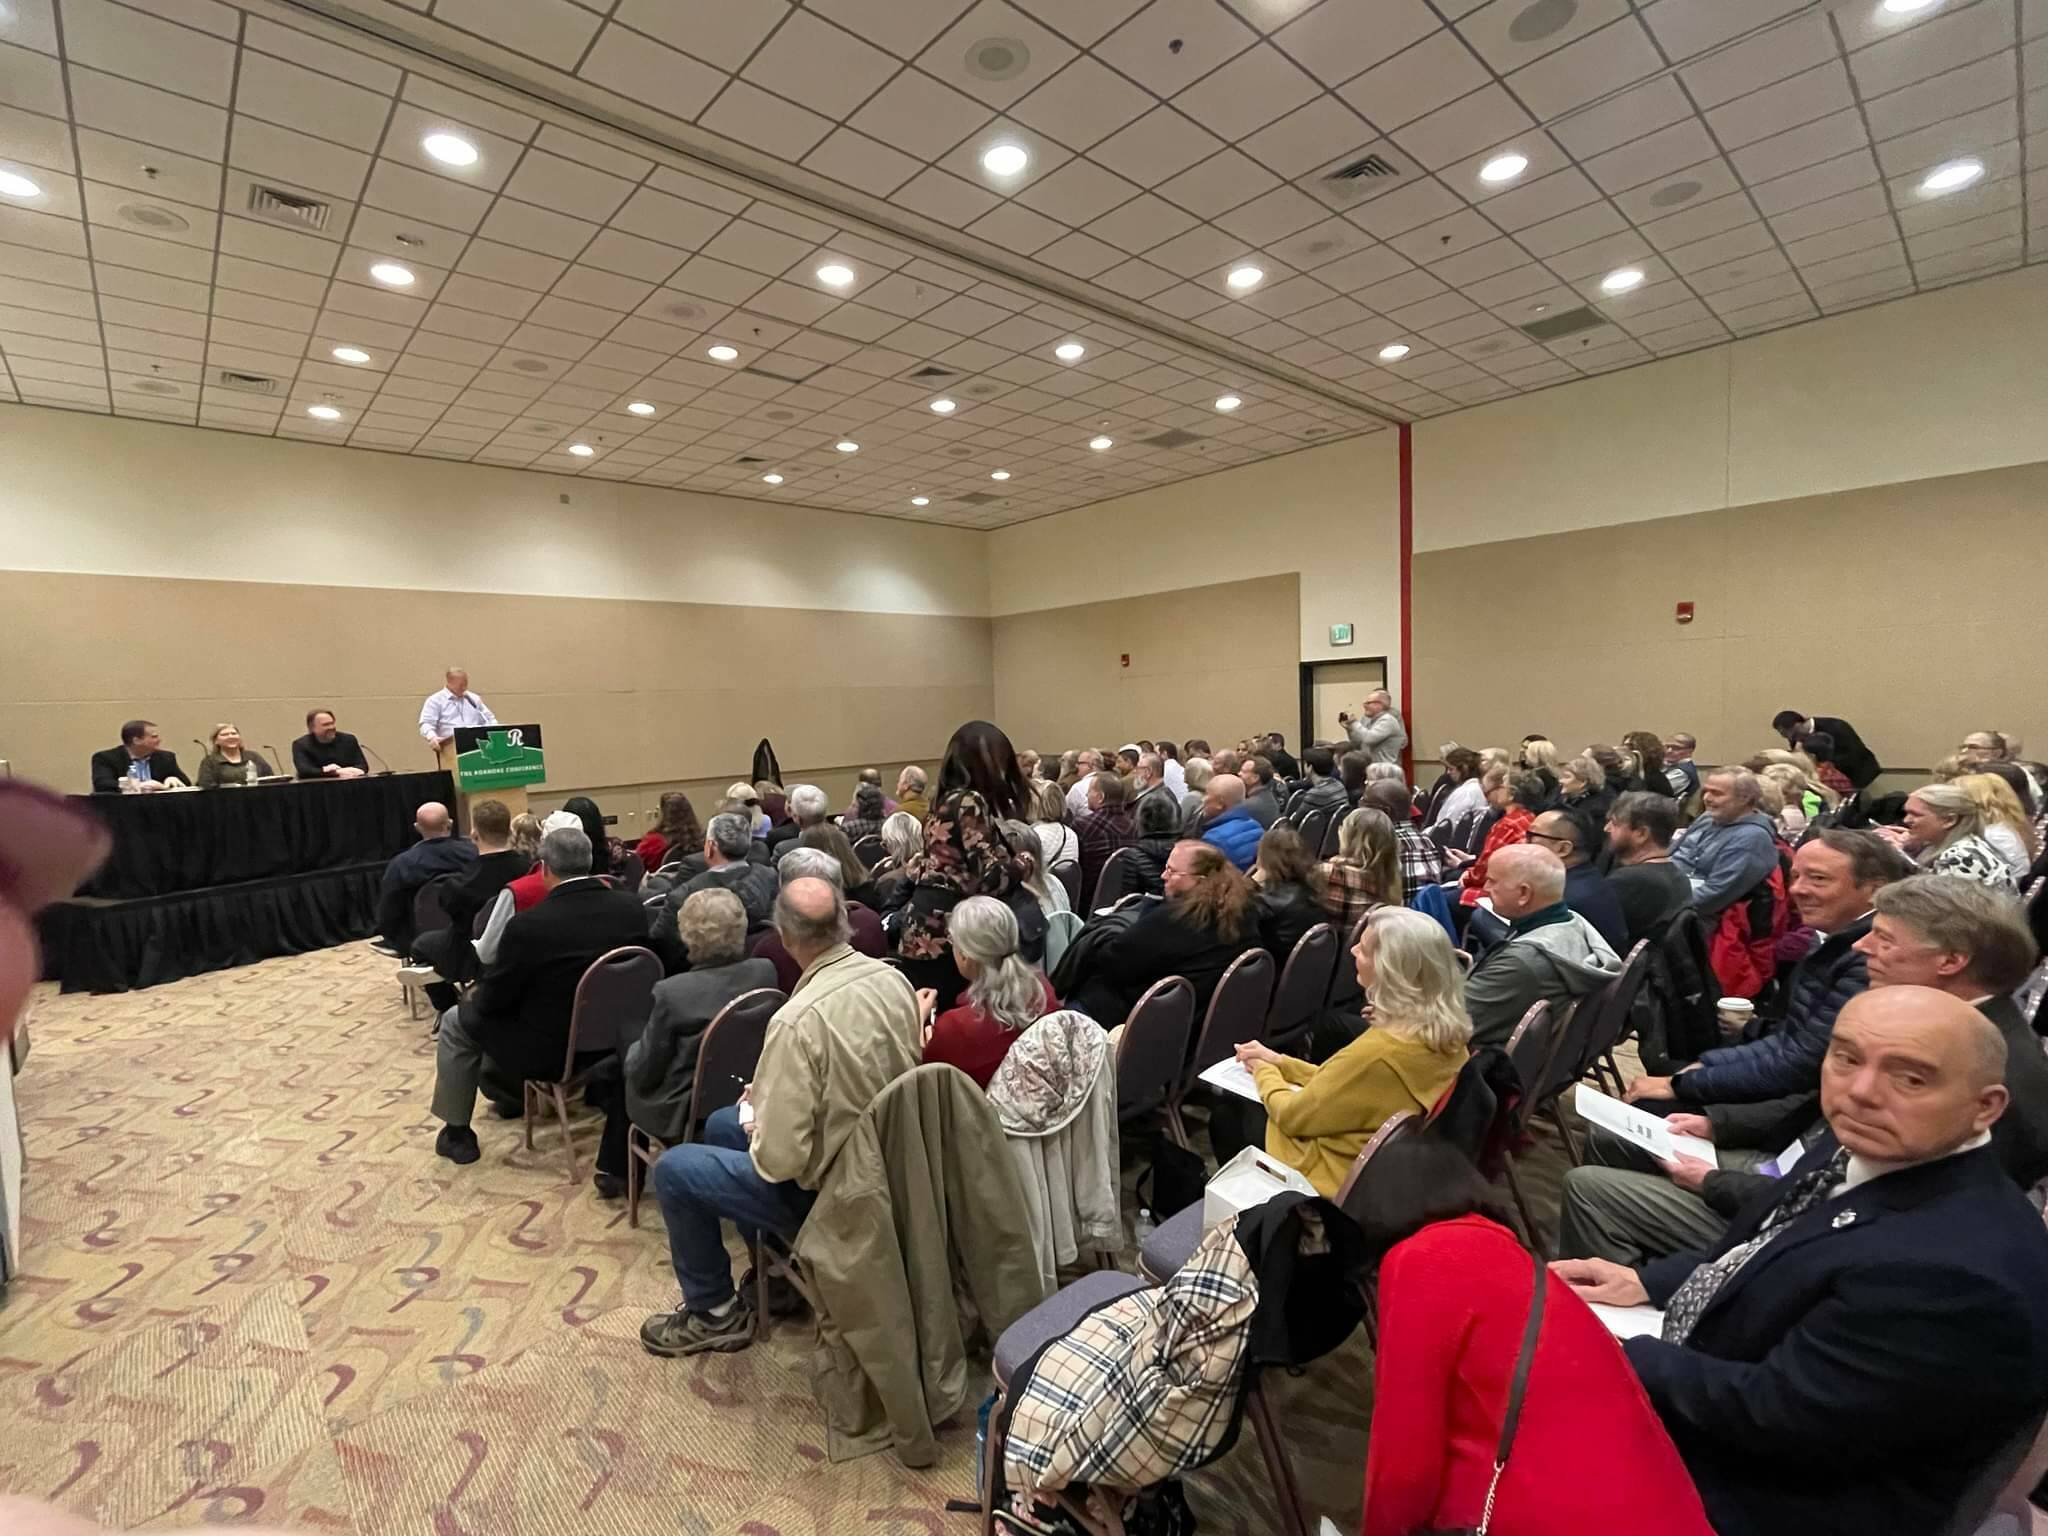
1203,1147,1317,1230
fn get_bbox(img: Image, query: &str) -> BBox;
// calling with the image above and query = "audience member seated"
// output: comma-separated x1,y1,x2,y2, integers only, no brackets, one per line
411,798,526,1011
772,783,829,856
916,895,1056,1088
1212,910,1471,1193
1557,754,1614,856
661,814,780,938
1122,791,1185,897
1363,1140,1716,1536
635,791,702,872
1178,755,1213,826
1016,748,1042,783
89,718,186,793
794,822,879,907
1062,749,1101,817
560,795,622,877
1516,737,1561,805
621,889,778,1148
1126,751,1176,819
1464,845,1622,1047
1337,748,1371,809
1663,732,1701,801
1628,830,1895,1108
750,848,886,990
1314,807,1403,931
895,764,931,821
292,708,369,779
840,766,894,823
1556,986,2048,1536
1073,770,1137,907
194,723,276,788
1563,876,2048,1267
1000,816,1067,919
1195,772,1263,872
1026,779,1078,876
1671,769,1781,917
428,826,653,1188
371,802,477,957
1757,760,1827,842
1258,729,1297,780
1155,739,1185,798
1362,780,1443,900
1602,792,1693,946
1952,772,2038,882
1239,755,1282,829
1526,810,1627,952
874,809,924,898
1424,747,1485,830
1884,782,2019,890
1287,746,1350,821
641,876,921,1356
1342,689,1408,767
838,783,887,846
1772,706,1883,790
1455,769,1541,907
1623,730,1678,800
1065,841,1256,1027
1250,822,1320,957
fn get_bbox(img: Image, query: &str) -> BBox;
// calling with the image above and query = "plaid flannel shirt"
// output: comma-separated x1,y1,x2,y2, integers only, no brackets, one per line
1314,857,1392,932
1393,823,1443,901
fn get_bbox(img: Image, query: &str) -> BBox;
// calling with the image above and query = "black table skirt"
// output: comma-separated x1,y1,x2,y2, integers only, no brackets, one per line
75,770,453,900
38,863,384,994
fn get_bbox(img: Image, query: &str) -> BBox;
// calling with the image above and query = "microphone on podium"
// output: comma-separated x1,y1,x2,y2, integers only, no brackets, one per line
362,741,395,776
191,737,208,756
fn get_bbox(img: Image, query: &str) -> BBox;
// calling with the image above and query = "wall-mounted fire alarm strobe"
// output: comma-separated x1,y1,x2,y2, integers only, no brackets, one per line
1675,601,1695,624
1120,653,1130,668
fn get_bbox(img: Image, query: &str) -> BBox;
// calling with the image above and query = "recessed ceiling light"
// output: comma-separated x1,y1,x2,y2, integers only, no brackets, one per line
816,263,855,288
331,346,371,364
989,470,1010,480
707,344,739,361
1378,343,1412,361
1600,267,1646,294
369,261,415,287
762,473,784,484
0,169,43,199
421,132,479,167
1089,435,1114,451
627,401,656,416
930,397,957,413
1225,264,1264,291
1880,0,1941,13
1918,157,1983,195
835,440,859,453
981,142,1029,176
1054,341,1085,361
910,495,930,506
306,404,342,421
1479,152,1529,184
1214,395,1242,412
568,443,595,457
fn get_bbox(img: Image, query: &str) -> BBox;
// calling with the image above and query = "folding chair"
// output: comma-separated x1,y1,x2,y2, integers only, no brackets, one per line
1052,859,1081,909
399,876,457,1018
613,850,645,894
1114,977,1195,1133
851,834,885,867
1320,810,1348,858
625,986,785,1228
1091,846,1140,909
1170,949,1275,1149
1499,1000,1574,1253
524,945,661,1181
1295,808,1331,862
1263,923,1339,1055
1574,939,1653,1096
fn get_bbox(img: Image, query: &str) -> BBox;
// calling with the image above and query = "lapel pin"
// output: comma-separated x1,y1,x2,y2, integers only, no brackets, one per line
1832,1210,1857,1229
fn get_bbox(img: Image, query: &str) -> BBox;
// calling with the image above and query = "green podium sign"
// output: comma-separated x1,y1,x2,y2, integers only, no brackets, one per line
452,723,546,791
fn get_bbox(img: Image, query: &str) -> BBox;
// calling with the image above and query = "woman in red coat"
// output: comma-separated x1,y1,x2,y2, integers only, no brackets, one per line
1359,1142,1713,1536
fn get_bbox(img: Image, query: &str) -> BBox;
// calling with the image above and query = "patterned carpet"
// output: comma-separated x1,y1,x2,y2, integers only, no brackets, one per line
0,942,1579,1534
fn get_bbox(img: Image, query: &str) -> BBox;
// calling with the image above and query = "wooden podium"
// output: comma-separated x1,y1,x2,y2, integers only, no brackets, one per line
442,723,546,830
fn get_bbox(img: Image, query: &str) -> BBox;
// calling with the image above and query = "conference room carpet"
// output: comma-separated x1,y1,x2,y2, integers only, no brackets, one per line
1,945,1580,1534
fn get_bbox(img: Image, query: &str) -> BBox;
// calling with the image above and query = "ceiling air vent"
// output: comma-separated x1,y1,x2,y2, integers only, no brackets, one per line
1327,152,1399,183
955,491,999,506
741,361,811,384
908,364,957,379
734,454,767,464
212,369,278,395
246,184,332,232
1519,305,1607,342
1140,428,1202,449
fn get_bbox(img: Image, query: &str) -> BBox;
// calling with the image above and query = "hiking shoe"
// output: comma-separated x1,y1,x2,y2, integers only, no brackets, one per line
434,1125,480,1165
592,1171,626,1200
739,1266,806,1319
640,1303,753,1358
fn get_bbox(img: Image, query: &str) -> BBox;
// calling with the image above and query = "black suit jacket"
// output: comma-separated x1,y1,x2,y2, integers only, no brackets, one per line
463,878,655,1082
1627,1143,2048,1536
89,745,187,793
1810,715,1881,789
292,730,368,778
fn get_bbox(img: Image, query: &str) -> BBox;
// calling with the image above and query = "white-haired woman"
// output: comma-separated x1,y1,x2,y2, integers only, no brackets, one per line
872,809,923,907
916,894,1056,1088
1891,782,2019,890
1211,908,1472,1195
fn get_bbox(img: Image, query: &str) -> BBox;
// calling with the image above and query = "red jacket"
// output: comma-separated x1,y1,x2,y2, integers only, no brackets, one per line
634,830,670,870
1363,1216,1712,1536
1459,805,1532,906
507,864,548,913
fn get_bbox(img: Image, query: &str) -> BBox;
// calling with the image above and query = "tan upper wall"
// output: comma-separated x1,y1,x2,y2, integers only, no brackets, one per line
1413,265,2048,552
0,406,989,616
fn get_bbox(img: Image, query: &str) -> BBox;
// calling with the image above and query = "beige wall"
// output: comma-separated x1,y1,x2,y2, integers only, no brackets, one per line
1413,264,2048,552
1412,462,2048,776
986,431,1403,687
992,574,1300,755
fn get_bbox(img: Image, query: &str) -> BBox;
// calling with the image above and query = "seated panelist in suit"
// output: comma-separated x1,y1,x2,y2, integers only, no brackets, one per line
89,719,187,794
1554,986,2048,1536
293,708,369,779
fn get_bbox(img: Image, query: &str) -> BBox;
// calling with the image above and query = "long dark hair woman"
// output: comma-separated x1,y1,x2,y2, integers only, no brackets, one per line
561,794,616,876
637,790,702,871
937,719,1032,822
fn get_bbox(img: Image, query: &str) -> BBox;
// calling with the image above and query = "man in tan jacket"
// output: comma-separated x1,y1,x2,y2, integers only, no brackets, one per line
641,876,920,1357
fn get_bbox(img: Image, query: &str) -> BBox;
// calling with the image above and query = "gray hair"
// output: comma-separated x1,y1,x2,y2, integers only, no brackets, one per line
1183,756,1213,791
880,810,923,865
677,887,747,967
1909,782,1986,854
775,877,851,951
539,826,592,877
778,846,843,887
949,895,1045,1035
1366,762,1405,784
1492,842,1566,903
1137,751,1163,782
1364,909,1472,1054
1874,878,2039,993
1708,767,1763,807
706,812,753,860
788,783,829,826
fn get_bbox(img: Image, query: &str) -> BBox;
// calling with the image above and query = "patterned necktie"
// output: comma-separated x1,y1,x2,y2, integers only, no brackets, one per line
1661,1144,1852,1345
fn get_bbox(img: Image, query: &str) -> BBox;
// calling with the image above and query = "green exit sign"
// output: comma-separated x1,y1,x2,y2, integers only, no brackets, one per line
1329,623,1353,646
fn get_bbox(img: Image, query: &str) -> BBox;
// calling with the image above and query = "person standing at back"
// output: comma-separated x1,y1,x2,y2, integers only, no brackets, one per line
1342,689,1408,767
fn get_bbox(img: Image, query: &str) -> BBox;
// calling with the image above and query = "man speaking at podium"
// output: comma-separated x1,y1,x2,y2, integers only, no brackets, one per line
418,667,496,760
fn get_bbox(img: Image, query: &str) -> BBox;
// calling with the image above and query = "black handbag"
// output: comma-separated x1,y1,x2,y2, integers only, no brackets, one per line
1417,1247,1547,1536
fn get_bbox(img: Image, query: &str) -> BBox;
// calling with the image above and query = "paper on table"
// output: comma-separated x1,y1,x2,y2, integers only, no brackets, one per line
1589,1302,1667,1341
1575,1084,1718,1167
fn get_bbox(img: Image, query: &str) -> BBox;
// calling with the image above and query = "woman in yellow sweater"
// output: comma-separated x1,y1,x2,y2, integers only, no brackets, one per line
1212,908,1472,1196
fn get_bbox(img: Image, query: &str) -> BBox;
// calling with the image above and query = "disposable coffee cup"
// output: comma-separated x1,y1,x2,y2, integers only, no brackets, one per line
1717,997,1755,1032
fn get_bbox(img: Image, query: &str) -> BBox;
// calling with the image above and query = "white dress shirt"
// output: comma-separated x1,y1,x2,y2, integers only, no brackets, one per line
1163,759,1186,799
1838,1128,1992,1196
418,687,497,742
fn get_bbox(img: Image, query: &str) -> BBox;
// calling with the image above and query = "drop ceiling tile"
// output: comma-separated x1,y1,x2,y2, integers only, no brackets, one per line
742,10,901,120
1095,258,1178,300
1748,146,1882,218
1729,110,1873,185
1641,0,1811,63
68,65,227,161
434,0,602,67
533,124,654,183
1456,0,1632,73
0,100,76,175
230,116,371,201
74,130,220,209
964,200,1068,255
1768,183,1892,244
1389,205,1502,264
916,1,1080,110
803,128,922,197
501,149,638,224
891,166,1003,226
1084,192,1202,254
1709,61,1856,152
1507,16,1663,120
1095,0,1256,97
1863,54,2016,144
698,81,835,162
1392,85,1536,172
233,51,390,151
1662,219,1778,275
61,0,235,102
1680,13,1836,108
1016,157,1141,225
1478,164,1603,230
1550,76,1692,160
1146,223,1254,278
1171,41,1323,142
1851,2,2014,99
1035,230,1125,279
846,69,989,161
401,77,540,145
1873,99,2016,178
1641,190,1761,250
1271,0,1441,88
1090,108,1227,188
90,227,213,283
360,159,494,231
1426,235,1531,287
1343,176,1466,239
670,254,772,305
1157,149,1281,219
1583,118,1721,195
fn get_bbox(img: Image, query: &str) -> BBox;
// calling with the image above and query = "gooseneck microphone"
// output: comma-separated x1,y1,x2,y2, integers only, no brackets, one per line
362,741,395,776
263,745,283,776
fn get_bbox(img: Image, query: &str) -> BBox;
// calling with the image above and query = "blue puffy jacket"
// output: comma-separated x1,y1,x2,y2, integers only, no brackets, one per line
1200,806,1263,871
1672,914,1872,1106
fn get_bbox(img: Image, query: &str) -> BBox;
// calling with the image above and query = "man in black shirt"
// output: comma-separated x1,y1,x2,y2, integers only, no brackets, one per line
293,708,370,779
408,799,528,1010
1772,709,1881,789
1604,791,1693,946
372,802,477,956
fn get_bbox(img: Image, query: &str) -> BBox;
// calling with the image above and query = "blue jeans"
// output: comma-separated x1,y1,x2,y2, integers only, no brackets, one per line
650,1105,815,1311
